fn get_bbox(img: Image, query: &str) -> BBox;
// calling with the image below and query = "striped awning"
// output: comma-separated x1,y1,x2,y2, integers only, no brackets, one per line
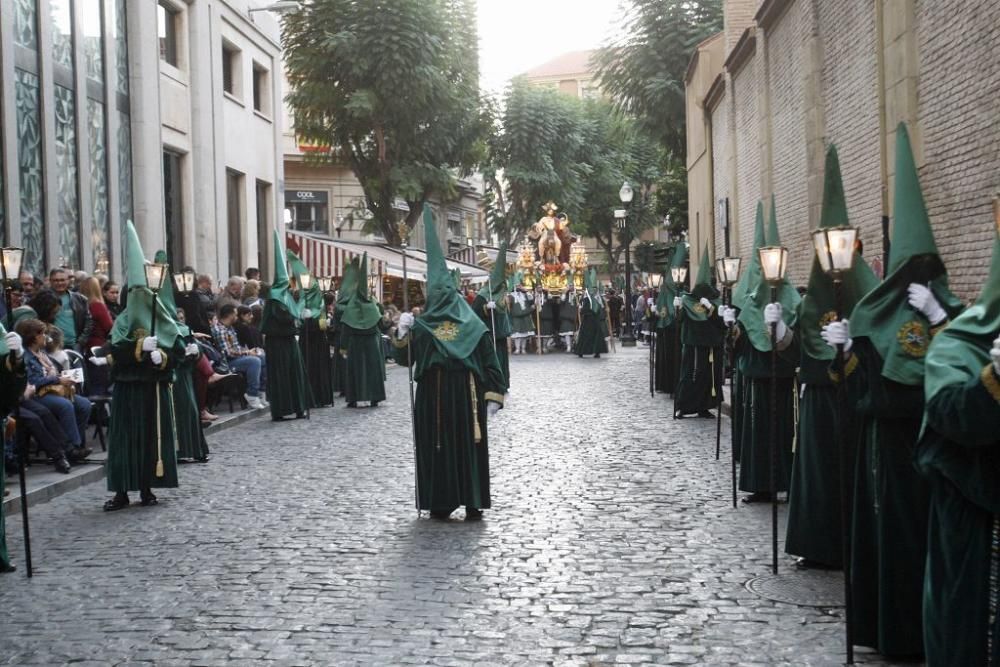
285,230,385,278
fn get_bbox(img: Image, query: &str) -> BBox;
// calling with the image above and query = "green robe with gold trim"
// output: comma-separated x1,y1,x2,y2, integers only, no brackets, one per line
1,349,27,570
335,308,388,405
673,309,725,415
394,332,505,513
173,342,209,461
107,336,184,492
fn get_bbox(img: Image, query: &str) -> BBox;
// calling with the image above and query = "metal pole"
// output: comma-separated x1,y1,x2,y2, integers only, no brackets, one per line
769,284,779,575
649,306,655,397
400,237,419,513
621,208,635,347
5,286,31,577
672,303,681,419
302,312,310,420
486,277,497,353
535,288,543,355
715,287,725,460
834,279,855,664
881,215,891,278
726,286,737,509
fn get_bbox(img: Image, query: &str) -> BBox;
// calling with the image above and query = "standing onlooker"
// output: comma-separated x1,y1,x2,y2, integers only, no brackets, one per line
79,277,112,350
47,268,93,353
102,281,122,318
215,276,245,311
18,270,38,300
245,267,260,281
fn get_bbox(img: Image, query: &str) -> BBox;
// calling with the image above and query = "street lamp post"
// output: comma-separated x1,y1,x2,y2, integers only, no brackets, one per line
812,225,859,666
618,181,636,347
715,256,742,506
758,244,789,576
298,271,313,420
648,273,663,397
670,263,687,420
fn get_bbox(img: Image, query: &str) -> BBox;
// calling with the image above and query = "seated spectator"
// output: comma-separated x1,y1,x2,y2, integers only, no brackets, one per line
234,305,264,349
215,276,245,311
18,384,76,473
212,304,268,409
15,318,92,461
27,288,61,327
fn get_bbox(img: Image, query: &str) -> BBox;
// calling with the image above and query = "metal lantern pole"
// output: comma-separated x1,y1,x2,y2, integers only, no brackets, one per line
768,282,779,575
399,223,419,513
619,182,635,347
715,284,726,461
299,272,312,420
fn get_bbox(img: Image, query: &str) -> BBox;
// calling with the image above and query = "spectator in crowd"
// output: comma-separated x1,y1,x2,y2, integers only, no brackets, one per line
94,273,109,290
18,381,83,473
18,271,38,300
234,305,264,350
15,318,92,462
27,289,61,328
47,268,93,353
102,281,122,318
212,304,267,409
241,279,262,307
215,276,245,311
245,267,260,281
79,276,113,395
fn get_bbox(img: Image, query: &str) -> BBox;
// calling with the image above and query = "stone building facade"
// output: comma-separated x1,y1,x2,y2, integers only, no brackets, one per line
685,0,999,299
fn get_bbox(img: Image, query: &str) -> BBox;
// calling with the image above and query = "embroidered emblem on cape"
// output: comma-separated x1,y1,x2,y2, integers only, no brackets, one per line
693,304,707,315
657,307,668,319
433,321,460,342
819,310,838,328
897,320,928,357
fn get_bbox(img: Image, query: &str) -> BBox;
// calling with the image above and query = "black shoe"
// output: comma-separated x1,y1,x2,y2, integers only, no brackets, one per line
0,563,16,574
465,508,483,521
429,510,452,520
371,401,379,408
742,492,773,504
194,457,210,463
697,410,714,418
103,492,129,511
139,489,158,507
595,354,601,358
347,402,357,408
67,447,92,462
53,456,71,474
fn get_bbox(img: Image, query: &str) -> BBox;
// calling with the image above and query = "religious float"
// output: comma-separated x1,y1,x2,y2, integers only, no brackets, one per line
517,202,589,293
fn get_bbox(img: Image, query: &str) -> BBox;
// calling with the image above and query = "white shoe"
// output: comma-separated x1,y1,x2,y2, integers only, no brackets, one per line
245,394,264,410
259,394,270,407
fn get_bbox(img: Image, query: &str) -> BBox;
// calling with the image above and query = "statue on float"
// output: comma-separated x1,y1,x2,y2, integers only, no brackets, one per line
519,202,588,293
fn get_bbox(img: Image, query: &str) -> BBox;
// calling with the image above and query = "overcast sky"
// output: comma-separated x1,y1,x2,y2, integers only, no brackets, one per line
477,0,622,95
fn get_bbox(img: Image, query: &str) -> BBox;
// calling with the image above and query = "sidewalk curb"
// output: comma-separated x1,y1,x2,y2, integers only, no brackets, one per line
3,407,269,514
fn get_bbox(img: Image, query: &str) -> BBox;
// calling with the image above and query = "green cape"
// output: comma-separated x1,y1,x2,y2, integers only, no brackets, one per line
477,242,509,307
287,250,324,312
0,321,8,355
584,267,605,313
795,146,879,361
731,202,766,310
737,197,801,352
681,245,720,321
412,203,489,361
925,228,1000,403
338,253,382,330
849,123,963,385
452,268,463,290
111,222,183,348
267,230,303,318
656,242,687,328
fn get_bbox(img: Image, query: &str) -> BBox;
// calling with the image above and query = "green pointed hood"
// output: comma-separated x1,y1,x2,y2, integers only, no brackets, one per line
452,268,463,290
681,245,721,321
338,252,382,330
737,197,802,352
337,257,359,306
795,145,879,362
925,225,1000,404
153,249,191,337
412,204,488,369
266,230,301,317
584,267,605,314
731,202,766,310
849,123,963,385
478,242,509,303
111,222,183,348
656,242,687,328
286,250,324,312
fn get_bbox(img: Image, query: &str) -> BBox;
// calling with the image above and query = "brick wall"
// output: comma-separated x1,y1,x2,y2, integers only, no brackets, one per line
733,58,760,263
916,0,1000,299
711,96,730,258
724,0,760,55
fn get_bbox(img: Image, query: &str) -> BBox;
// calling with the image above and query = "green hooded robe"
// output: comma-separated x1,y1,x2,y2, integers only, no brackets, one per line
845,123,963,658
574,269,609,357
261,230,311,420
509,272,536,338
0,321,28,569
654,243,686,394
916,226,1000,666
472,243,512,389
393,205,505,514
107,223,184,493
288,250,335,408
674,246,726,416
784,146,878,566
333,253,387,406
737,198,801,495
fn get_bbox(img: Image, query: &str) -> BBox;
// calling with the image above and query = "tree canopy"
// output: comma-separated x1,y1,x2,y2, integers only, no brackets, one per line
283,0,486,245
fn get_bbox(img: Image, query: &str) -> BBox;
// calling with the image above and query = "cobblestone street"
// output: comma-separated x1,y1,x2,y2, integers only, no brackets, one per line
0,347,884,666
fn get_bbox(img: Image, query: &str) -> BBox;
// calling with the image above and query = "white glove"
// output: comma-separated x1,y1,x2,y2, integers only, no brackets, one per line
150,350,163,366
88,356,108,367
821,319,853,353
302,308,313,319
991,335,1000,376
486,401,501,418
764,302,783,325
4,331,22,358
722,306,736,326
907,283,947,325
673,296,682,308
142,336,158,352
486,300,496,310
397,312,415,339
185,343,199,357
699,297,713,311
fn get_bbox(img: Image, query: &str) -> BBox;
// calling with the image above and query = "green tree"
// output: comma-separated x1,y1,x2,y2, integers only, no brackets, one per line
483,79,592,245
283,0,486,245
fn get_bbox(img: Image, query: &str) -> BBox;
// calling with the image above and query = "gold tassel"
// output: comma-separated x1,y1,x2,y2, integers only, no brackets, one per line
791,372,800,454
709,349,716,398
155,382,164,478
470,373,482,444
